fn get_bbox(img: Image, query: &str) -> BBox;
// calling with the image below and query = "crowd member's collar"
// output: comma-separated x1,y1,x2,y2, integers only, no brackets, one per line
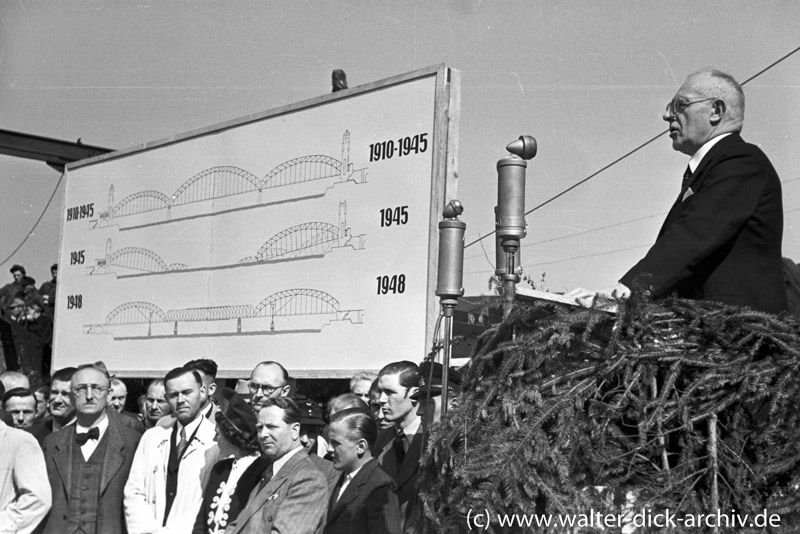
271,444,304,475
176,411,204,438
399,415,421,438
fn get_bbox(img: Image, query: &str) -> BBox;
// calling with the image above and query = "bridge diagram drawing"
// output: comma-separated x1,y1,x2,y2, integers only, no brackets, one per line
89,131,367,230
83,288,365,339
87,201,365,277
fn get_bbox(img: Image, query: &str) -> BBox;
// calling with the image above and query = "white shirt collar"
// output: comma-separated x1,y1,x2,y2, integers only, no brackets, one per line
400,415,421,438
688,133,733,173
176,412,204,443
271,445,304,476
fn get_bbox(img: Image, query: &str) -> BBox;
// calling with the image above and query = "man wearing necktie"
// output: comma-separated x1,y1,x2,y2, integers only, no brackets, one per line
569,68,787,314
124,367,218,534
226,397,328,534
324,408,401,534
372,361,422,530
41,364,142,534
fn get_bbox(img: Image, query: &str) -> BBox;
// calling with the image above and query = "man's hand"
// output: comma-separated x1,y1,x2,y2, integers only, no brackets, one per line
565,283,631,309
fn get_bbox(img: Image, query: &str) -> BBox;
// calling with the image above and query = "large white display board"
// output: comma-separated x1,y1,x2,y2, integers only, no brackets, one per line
55,65,460,378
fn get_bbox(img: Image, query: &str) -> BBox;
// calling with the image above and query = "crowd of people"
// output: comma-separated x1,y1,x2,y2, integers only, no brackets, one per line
0,263,57,379
0,355,462,534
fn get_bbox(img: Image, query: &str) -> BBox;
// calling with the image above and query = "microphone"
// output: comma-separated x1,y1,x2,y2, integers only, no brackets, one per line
436,200,466,304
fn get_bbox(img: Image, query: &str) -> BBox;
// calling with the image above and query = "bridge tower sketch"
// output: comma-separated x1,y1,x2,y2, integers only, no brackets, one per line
89,131,367,229
83,288,364,338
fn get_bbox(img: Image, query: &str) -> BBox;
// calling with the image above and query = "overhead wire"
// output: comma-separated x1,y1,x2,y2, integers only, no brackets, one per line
2,47,799,270
463,44,800,253
0,171,65,268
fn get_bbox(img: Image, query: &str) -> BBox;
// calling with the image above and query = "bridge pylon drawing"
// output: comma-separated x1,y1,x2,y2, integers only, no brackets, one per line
89,131,367,229
83,288,364,339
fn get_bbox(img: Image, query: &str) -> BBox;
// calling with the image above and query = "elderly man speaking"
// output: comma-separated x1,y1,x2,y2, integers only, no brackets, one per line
570,68,787,314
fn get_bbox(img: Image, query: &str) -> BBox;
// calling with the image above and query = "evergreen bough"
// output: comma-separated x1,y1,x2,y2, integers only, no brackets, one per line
417,297,800,532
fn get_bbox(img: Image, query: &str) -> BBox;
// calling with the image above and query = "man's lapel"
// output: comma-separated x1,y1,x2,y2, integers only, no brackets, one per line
327,460,376,522
53,426,76,498
396,428,422,486
234,452,304,530
100,415,126,494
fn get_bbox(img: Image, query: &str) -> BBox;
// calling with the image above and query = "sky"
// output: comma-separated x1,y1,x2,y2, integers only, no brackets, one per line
1,0,799,297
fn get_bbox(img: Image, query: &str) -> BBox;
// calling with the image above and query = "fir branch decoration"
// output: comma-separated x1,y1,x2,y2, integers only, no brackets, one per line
417,297,800,533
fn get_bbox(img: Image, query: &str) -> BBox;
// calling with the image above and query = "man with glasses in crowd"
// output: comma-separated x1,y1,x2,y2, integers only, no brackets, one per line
569,68,787,314
247,361,291,412
41,364,141,534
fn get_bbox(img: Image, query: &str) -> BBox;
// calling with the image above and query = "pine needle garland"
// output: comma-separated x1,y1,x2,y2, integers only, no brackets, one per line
417,297,800,533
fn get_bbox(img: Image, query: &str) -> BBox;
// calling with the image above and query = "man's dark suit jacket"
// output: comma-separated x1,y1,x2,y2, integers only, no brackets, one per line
373,423,423,528
40,411,142,534
324,459,401,534
621,133,788,314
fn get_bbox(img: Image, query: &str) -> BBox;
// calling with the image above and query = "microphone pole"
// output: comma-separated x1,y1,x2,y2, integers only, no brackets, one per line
496,135,536,319
435,200,465,416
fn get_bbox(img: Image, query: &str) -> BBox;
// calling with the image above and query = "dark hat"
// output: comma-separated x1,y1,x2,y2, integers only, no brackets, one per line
410,362,462,400
296,397,325,426
10,264,25,275
216,387,259,444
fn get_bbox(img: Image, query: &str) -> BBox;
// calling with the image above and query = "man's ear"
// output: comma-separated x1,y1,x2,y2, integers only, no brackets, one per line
407,386,419,403
207,382,217,397
710,98,726,124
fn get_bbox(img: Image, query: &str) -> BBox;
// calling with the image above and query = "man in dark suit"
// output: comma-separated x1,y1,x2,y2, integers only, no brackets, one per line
372,361,422,529
41,364,141,534
325,408,401,534
27,367,77,447
569,68,788,314
227,397,329,534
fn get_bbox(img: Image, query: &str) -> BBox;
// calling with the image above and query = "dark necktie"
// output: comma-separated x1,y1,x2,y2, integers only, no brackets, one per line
683,165,692,181
176,427,188,459
393,429,406,465
258,463,274,490
76,426,100,445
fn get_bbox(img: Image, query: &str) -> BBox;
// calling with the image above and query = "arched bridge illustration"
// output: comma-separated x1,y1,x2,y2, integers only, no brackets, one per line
90,131,367,229
87,202,364,277
83,288,364,339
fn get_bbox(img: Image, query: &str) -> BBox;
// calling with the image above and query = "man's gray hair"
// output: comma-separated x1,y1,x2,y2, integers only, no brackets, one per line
688,68,745,126
349,372,376,392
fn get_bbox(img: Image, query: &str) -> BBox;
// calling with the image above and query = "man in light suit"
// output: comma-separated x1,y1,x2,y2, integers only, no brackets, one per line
227,397,328,534
325,408,401,534
372,361,422,529
155,359,221,429
124,367,218,534
41,364,142,534
0,414,51,533
569,68,787,314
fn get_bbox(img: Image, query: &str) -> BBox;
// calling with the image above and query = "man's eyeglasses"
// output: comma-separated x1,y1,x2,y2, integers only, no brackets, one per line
72,384,108,398
248,381,284,396
665,97,717,117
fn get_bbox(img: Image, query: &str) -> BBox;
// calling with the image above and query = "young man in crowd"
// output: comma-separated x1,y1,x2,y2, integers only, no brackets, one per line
373,361,422,529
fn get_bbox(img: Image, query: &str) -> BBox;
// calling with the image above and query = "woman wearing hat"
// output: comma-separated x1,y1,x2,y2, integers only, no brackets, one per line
193,389,269,534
